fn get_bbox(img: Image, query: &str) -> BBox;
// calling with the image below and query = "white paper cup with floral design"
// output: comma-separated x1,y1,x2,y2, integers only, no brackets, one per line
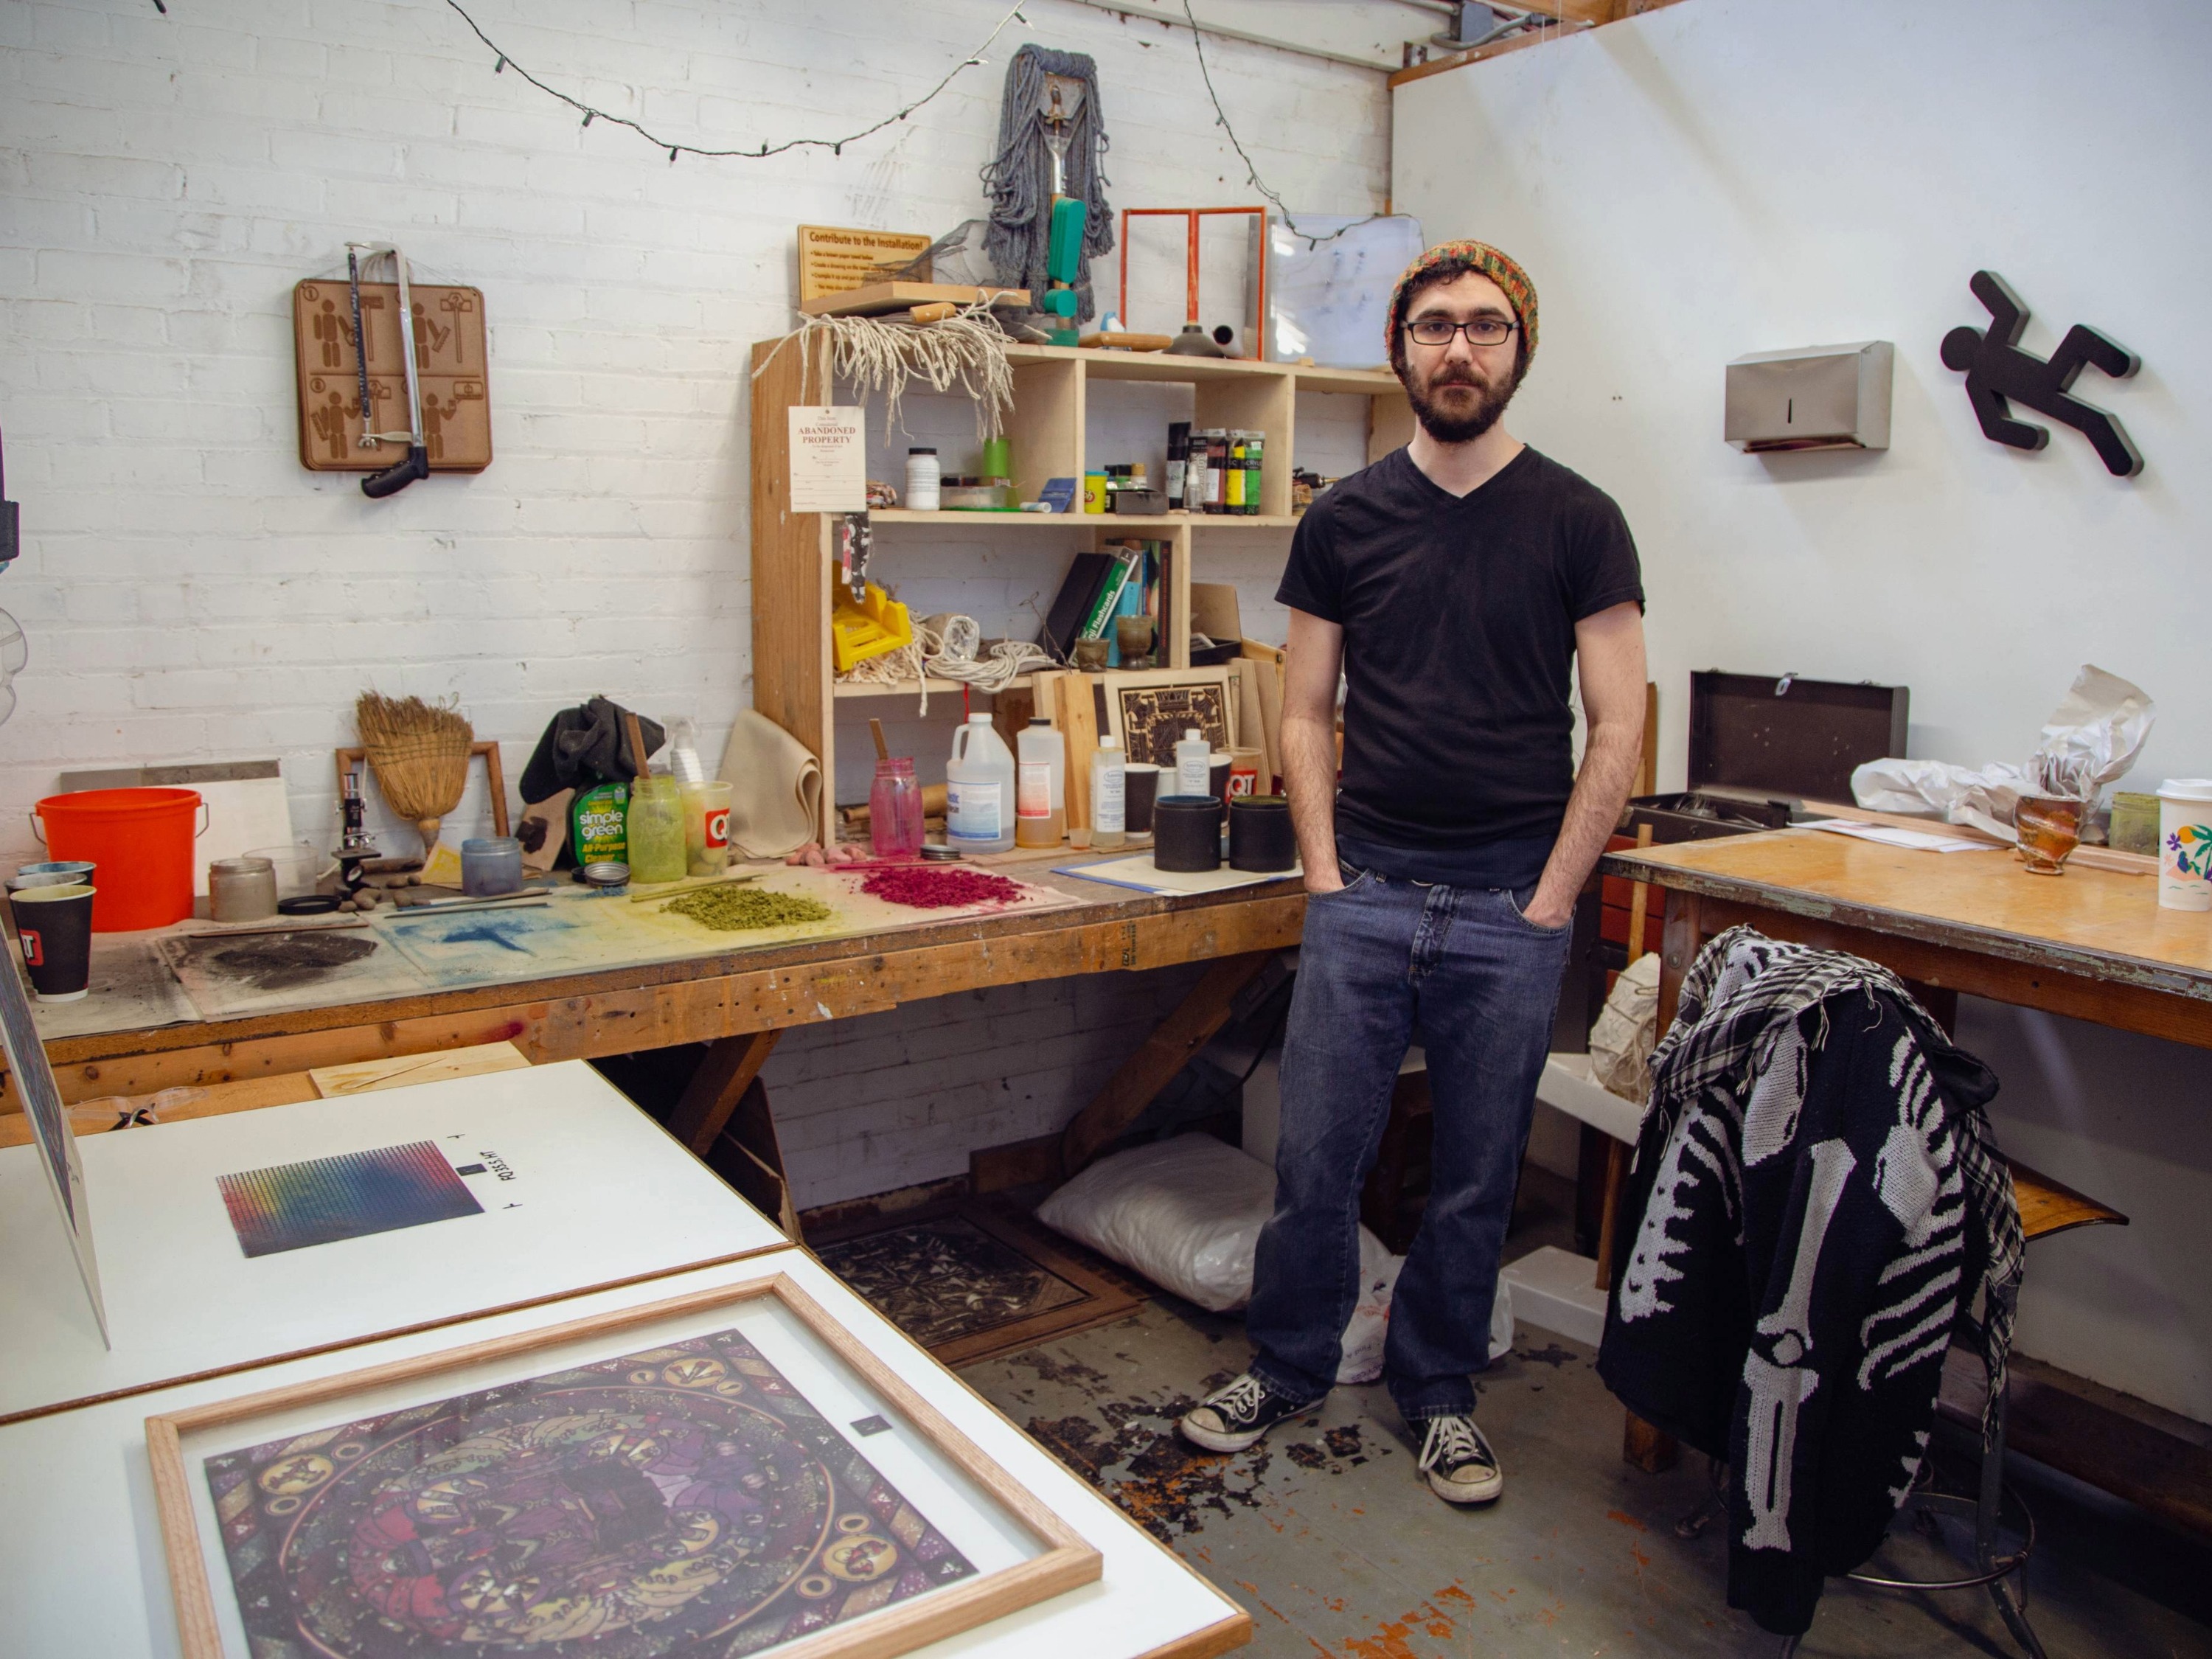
2156,779,2212,911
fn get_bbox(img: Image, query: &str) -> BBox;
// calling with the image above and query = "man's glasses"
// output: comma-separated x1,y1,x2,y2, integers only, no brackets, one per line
1405,316,1518,348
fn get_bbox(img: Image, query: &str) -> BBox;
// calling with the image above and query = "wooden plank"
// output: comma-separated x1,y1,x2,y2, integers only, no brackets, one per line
1622,1411,1680,1474
1060,950,1278,1173
749,335,834,847
8,886,1310,1121
1239,641,1287,794
667,1029,782,1155
1637,681,1658,799
1228,658,1267,793
2008,1156,2129,1240
309,1040,529,1097
1058,672,1101,834
709,1077,801,1239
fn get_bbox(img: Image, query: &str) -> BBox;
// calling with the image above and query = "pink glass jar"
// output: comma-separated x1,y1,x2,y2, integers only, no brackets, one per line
869,758,925,858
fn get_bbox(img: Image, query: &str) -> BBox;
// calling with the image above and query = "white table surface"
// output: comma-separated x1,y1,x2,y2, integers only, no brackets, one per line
0,1250,1248,1659
0,1060,789,1423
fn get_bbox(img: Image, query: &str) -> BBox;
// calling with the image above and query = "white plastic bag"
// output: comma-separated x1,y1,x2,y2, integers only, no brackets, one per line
1851,664,2154,841
1035,1133,1512,1385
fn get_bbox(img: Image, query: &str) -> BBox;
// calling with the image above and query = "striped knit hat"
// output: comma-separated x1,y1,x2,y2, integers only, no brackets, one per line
1387,240,1538,360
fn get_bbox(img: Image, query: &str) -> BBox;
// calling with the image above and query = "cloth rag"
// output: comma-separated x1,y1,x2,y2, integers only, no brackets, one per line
518,698,664,802
719,709,822,860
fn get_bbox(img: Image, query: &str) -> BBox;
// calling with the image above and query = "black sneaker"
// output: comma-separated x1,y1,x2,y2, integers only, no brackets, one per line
1417,1413,1503,1505
1178,1372,1315,1453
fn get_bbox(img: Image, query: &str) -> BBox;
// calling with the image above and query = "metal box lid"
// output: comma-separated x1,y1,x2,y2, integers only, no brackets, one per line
1725,341,1893,452
1688,670,1909,804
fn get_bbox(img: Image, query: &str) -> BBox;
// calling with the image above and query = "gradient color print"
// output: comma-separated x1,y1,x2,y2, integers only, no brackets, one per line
218,1140,483,1257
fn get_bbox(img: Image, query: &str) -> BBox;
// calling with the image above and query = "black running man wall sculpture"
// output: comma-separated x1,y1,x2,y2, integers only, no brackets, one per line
1940,271,2142,477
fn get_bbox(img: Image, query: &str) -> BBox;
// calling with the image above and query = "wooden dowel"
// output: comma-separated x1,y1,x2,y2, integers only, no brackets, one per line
1626,821,1655,962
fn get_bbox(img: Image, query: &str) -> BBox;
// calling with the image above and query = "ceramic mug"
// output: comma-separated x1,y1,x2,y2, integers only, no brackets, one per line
2157,779,2212,911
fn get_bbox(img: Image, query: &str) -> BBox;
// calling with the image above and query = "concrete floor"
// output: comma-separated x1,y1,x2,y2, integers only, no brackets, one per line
960,1292,2212,1658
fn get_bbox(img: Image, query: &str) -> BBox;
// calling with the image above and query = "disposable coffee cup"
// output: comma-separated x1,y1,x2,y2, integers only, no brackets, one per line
10,883,95,1002
2156,779,2212,911
1123,764,1161,834
1207,753,1233,801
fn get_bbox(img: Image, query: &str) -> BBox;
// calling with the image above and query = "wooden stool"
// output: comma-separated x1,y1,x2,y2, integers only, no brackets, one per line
1775,1158,2127,1659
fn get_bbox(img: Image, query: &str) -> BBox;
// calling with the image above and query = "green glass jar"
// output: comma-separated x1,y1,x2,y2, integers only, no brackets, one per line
625,775,687,883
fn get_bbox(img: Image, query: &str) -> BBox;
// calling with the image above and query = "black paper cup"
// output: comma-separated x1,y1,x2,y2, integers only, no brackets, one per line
1123,764,1161,834
1208,754,1232,801
10,883,95,1002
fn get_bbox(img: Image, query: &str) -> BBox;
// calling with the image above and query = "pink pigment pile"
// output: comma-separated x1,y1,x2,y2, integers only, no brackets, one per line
859,865,1025,910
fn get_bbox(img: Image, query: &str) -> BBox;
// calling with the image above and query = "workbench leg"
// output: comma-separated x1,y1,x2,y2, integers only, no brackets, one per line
1619,894,1699,1474
669,1029,782,1155
1058,950,1277,1175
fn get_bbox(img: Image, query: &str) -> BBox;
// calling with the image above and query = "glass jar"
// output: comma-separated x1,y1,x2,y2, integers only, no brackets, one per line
625,776,687,883
869,758,925,859
683,779,733,877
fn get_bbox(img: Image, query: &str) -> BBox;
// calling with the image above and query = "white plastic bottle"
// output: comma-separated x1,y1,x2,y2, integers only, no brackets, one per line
1015,717,1066,847
1174,728,1211,796
1091,736,1127,849
946,713,1015,853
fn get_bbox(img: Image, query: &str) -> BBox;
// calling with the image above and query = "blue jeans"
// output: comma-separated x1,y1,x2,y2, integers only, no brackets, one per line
1246,852,1572,1422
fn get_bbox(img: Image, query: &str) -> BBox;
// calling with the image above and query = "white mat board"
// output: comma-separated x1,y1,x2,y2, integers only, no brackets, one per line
0,1060,787,1422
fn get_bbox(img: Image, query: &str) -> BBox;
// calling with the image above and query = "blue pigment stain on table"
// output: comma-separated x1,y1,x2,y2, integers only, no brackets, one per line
434,921,535,953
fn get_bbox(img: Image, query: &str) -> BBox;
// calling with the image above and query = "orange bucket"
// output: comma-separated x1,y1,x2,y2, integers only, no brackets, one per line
34,787,205,931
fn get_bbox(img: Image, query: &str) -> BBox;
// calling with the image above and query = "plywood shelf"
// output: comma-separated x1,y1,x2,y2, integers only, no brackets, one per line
868,509,1300,532
832,675,1029,700
752,329,1409,843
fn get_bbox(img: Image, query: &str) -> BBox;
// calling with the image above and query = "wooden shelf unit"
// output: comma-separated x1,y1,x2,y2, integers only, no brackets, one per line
748,335,1411,843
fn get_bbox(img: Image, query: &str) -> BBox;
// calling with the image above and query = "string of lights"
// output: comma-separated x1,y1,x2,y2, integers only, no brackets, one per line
1178,0,1382,248
441,0,1031,164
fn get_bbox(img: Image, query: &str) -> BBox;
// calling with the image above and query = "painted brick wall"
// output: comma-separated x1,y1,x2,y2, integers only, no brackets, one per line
0,0,1388,1206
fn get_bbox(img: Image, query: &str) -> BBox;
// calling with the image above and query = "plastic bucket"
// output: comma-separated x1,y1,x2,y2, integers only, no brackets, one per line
34,787,204,931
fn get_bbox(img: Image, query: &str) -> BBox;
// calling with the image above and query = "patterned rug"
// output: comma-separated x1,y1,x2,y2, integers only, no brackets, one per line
812,1203,1144,1366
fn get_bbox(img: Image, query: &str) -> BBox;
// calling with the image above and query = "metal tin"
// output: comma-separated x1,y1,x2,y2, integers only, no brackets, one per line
1228,795,1295,872
580,860,630,891
1152,794,1223,872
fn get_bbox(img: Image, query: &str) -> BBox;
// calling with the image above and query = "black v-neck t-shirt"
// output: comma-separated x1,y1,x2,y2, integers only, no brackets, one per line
1276,445,1643,874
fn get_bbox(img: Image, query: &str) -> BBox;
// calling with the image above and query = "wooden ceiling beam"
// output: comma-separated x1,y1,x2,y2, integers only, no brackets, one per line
1389,0,1689,88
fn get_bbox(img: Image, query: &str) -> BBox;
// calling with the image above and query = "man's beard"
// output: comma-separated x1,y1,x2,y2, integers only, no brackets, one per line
1405,361,1523,443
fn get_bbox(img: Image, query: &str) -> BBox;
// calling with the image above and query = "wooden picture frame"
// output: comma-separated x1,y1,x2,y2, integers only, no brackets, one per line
147,1272,1102,1659
1096,667,1237,771
335,741,510,838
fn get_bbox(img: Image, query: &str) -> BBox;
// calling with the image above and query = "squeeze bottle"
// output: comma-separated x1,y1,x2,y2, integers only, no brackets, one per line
1174,728,1211,797
946,714,1015,853
1091,737,1127,850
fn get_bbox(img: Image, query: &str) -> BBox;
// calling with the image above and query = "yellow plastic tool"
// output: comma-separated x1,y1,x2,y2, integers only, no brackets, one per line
830,581,914,673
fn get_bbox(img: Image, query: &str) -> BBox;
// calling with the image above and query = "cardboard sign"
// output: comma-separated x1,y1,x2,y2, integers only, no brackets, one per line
796,224,933,303
787,406,866,512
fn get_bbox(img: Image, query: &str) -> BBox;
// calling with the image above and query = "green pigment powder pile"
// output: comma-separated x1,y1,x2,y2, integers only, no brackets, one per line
664,885,834,931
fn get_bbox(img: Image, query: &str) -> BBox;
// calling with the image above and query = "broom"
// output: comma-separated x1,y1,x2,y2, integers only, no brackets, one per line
355,691,473,857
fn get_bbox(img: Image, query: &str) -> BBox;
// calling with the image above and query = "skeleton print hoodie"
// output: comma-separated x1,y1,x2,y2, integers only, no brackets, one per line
1597,927,2023,1638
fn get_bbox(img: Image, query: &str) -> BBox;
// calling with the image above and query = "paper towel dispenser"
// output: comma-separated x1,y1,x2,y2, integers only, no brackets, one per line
1725,341,1893,452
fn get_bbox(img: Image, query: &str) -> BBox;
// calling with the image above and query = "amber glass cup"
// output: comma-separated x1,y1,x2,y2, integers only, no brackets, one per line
2014,795,2082,874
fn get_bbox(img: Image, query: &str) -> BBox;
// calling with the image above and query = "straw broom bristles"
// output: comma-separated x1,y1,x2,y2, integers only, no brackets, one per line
355,691,473,854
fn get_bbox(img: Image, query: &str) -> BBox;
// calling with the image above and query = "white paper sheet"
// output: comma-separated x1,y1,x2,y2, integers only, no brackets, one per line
1055,853,1301,895
1801,819,2000,855
787,405,865,512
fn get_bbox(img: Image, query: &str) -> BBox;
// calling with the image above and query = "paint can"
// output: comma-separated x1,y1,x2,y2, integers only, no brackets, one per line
1228,796,1295,872
1153,795,1223,873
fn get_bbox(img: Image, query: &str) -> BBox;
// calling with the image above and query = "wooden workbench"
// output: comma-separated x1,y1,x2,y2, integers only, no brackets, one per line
1,860,1304,1149
1602,824,2212,1531
1602,827,2212,1047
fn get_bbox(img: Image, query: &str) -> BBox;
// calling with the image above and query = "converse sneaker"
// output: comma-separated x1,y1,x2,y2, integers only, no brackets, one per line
1178,1372,1315,1453
1417,1413,1503,1505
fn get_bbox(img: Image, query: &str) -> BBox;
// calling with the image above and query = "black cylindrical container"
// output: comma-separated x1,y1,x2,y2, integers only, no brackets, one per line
1152,795,1223,872
1228,795,1295,872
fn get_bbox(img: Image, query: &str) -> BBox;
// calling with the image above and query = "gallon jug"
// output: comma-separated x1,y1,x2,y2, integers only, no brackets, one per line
947,714,1015,853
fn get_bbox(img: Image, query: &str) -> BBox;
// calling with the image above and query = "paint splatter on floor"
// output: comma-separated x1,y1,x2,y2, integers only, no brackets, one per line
960,1299,2201,1659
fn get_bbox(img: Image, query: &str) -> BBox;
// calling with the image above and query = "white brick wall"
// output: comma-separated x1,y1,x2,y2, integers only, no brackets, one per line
1,0,1387,1206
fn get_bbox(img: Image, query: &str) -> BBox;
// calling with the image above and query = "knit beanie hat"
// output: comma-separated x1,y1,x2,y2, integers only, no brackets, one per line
1386,240,1539,361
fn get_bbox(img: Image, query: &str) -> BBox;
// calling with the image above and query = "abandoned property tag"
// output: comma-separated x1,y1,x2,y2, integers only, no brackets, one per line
787,406,865,513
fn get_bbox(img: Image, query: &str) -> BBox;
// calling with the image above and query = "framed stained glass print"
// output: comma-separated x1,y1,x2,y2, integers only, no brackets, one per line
147,1272,1100,1659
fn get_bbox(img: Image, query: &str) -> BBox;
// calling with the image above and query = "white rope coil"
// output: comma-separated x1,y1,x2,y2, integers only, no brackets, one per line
835,612,1054,717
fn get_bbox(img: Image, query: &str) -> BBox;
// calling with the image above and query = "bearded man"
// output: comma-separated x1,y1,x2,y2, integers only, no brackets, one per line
1178,243,1648,1507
